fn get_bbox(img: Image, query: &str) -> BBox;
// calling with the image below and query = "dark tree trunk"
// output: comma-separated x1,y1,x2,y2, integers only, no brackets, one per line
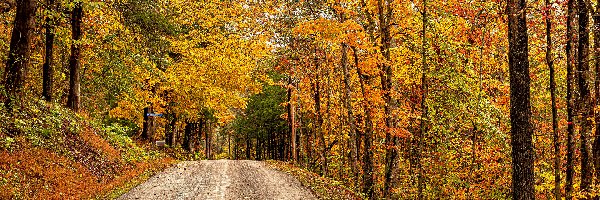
507,0,534,198
4,0,36,107
313,51,326,176
206,122,212,159
379,0,397,197
42,0,55,101
576,0,593,194
165,112,176,146
338,4,361,182
352,46,374,199
340,41,360,184
67,1,83,112
183,122,192,151
593,4,600,194
565,0,577,198
544,0,560,198
246,130,251,159
416,1,428,199
142,107,150,140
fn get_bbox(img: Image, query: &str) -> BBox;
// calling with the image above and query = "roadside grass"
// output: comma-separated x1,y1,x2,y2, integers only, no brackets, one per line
266,160,364,200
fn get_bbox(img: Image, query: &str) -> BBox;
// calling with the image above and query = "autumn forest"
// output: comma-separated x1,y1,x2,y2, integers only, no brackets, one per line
0,0,599,199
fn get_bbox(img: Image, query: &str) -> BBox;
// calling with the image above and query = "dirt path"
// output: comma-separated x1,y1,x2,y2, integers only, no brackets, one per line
118,160,317,200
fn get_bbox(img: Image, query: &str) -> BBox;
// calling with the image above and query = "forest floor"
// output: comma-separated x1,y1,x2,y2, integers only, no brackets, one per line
118,160,317,200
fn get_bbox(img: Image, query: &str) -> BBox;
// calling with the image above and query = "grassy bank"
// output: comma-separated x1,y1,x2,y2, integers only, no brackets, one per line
0,99,175,199
266,160,363,200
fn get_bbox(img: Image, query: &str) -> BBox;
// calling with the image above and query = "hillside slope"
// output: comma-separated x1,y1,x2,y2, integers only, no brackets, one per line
0,100,175,199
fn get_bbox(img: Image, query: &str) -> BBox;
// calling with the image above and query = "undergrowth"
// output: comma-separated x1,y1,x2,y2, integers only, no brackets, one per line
0,99,175,199
266,160,364,200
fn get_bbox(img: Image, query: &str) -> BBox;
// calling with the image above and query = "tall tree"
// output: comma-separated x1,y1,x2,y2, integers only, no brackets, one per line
67,1,83,112
352,46,374,199
42,0,56,101
339,14,360,185
313,49,325,175
417,0,428,199
544,0,560,198
3,0,37,107
287,76,297,162
576,0,593,194
592,1,600,194
507,0,534,198
378,0,398,198
565,0,577,198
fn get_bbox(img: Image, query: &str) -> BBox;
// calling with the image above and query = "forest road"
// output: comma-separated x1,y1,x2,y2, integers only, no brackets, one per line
118,160,317,200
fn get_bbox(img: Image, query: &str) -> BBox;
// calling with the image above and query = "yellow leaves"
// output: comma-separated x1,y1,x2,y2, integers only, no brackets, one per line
139,0,272,123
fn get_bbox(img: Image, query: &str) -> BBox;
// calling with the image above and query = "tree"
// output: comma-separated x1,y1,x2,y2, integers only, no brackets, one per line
42,0,56,101
565,0,577,198
543,0,559,198
3,0,37,107
507,0,534,198
67,1,83,112
576,0,593,194
338,13,360,186
378,0,398,197
417,0,428,199
354,46,375,199
591,0,600,195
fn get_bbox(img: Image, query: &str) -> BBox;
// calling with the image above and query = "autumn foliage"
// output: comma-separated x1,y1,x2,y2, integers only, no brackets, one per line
0,0,600,199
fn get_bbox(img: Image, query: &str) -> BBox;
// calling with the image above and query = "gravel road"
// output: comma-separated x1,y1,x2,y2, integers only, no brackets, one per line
118,160,317,200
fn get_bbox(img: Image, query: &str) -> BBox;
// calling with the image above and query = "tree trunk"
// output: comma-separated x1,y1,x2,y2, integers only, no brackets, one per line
246,130,251,159
544,0,560,198
183,122,192,151
353,46,374,199
42,0,55,101
507,0,534,198
4,0,36,107
341,41,360,184
591,3,600,196
313,51,327,176
378,0,397,197
338,7,360,183
287,77,297,162
166,112,176,146
142,107,151,140
565,0,577,198
416,1,428,199
577,0,593,195
67,1,83,112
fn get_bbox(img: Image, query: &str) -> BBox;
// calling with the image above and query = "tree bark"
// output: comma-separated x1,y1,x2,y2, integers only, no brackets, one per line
352,46,374,199
341,41,360,185
544,0,560,198
507,0,534,198
287,77,297,162
591,2,600,195
246,130,251,159
67,1,83,112
4,0,36,107
565,0,577,198
576,0,593,195
142,107,150,140
183,122,192,151
42,0,55,101
417,1,427,199
378,0,398,198
165,112,176,146
312,50,327,176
